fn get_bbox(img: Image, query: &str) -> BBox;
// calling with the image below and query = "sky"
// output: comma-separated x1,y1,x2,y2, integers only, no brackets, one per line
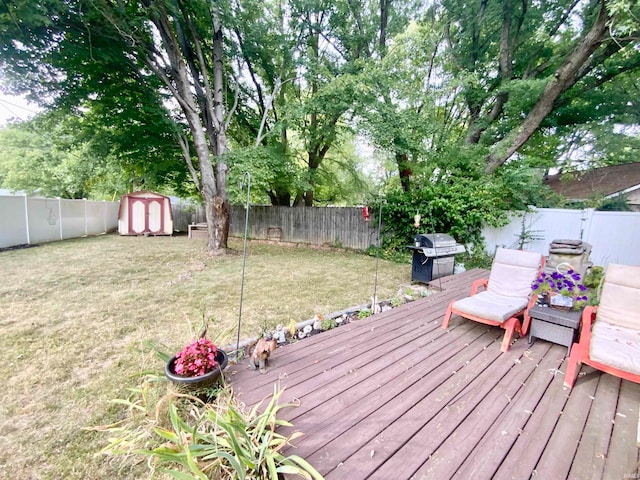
0,93,39,125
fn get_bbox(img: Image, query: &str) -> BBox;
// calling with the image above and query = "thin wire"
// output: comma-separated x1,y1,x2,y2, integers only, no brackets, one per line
373,198,383,310
236,172,251,357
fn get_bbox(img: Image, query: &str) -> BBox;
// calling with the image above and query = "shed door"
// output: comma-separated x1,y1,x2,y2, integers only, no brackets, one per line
128,197,165,234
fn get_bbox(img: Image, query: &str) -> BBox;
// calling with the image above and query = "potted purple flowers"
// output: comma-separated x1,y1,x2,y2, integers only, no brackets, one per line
531,266,589,311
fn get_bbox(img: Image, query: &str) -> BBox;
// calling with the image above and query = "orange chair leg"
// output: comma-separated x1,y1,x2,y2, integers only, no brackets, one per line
442,302,454,329
563,344,581,388
500,317,522,352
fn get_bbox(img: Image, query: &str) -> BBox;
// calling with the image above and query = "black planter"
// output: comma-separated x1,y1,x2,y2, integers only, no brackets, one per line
165,349,228,390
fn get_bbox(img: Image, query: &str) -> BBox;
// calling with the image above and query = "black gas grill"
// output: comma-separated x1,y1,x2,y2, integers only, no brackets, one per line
406,233,465,283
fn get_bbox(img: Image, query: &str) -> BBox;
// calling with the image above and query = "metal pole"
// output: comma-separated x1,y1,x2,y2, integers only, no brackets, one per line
427,202,443,291
236,172,251,357
372,198,383,310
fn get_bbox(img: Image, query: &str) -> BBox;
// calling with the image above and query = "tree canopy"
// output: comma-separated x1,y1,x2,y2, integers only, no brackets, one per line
0,0,638,244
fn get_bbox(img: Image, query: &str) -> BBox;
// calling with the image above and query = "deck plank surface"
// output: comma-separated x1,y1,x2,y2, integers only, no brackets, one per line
226,271,640,480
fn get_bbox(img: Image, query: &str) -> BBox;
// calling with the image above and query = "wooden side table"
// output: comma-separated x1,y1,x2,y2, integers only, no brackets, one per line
528,305,582,354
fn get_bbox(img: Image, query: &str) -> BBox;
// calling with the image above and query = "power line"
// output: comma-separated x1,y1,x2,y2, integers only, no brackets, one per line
0,96,39,123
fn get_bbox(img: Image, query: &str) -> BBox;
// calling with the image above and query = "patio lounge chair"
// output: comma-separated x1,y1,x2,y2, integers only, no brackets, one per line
442,248,545,352
564,263,640,388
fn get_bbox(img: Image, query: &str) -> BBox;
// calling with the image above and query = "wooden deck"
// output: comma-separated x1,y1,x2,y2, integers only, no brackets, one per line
226,269,640,479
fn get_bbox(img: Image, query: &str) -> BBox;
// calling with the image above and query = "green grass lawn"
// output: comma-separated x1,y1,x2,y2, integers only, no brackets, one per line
0,234,411,479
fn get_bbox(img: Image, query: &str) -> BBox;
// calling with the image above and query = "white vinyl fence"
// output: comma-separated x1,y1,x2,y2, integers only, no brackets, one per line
482,208,640,268
0,195,120,249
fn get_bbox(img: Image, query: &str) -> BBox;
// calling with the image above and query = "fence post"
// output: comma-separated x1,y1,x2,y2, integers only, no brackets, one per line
23,194,31,245
580,208,595,244
58,197,63,240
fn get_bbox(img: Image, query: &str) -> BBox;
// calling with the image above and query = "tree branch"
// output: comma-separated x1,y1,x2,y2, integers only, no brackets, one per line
485,0,610,173
178,133,201,192
255,75,283,146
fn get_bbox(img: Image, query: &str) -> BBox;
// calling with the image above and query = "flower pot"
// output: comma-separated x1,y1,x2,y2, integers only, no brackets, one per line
165,349,228,390
549,292,573,311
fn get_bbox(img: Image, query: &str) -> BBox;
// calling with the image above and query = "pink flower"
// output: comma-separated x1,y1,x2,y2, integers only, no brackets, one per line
173,338,219,378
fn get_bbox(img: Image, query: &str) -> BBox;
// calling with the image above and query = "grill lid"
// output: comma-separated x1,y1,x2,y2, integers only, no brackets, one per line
414,233,457,248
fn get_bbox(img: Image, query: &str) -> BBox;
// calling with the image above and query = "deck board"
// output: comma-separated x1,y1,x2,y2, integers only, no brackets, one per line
226,271,640,480
450,343,562,480
568,374,620,480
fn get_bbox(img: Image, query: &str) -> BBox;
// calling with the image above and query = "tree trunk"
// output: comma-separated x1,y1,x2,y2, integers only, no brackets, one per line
204,12,230,254
205,195,229,254
268,187,292,206
138,2,231,254
396,152,412,192
485,0,609,174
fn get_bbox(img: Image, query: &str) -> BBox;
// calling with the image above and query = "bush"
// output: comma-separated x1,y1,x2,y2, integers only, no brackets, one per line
459,243,494,270
376,178,513,259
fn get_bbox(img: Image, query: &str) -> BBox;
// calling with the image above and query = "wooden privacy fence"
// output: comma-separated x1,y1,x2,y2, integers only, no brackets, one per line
173,204,380,251
176,204,640,265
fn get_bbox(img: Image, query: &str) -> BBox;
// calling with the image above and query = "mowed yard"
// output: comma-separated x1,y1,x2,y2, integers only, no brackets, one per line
0,234,411,479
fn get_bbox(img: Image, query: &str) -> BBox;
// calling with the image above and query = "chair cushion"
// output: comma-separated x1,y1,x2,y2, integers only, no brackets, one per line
452,291,529,324
590,321,640,375
597,264,640,331
488,248,542,298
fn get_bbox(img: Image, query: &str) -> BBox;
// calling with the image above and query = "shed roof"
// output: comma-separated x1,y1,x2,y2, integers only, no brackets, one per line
121,190,171,199
545,163,640,200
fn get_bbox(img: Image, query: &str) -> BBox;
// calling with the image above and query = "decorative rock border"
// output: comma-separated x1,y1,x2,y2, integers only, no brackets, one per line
222,283,434,359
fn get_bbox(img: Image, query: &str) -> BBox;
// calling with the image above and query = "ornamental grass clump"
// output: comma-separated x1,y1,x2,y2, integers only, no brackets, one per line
174,338,219,377
531,269,589,310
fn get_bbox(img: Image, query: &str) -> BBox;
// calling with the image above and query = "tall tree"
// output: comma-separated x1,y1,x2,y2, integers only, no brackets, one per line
286,0,414,204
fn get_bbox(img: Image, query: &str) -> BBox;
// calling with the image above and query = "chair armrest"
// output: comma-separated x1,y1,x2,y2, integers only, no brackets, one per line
581,306,597,331
576,305,598,346
470,278,489,295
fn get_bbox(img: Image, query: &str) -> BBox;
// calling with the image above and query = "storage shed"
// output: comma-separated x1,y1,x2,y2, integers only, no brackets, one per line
118,191,173,236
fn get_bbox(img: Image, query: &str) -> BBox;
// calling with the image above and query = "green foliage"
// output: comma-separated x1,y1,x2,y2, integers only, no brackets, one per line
357,309,372,319
96,372,324,480
459,244,494,270
141,386,324,480
597,195,633,212
380,178,510,250
321,317,337,331
0,121,120,199
583,266,605,289
390,297,403,308
1,0,638,208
